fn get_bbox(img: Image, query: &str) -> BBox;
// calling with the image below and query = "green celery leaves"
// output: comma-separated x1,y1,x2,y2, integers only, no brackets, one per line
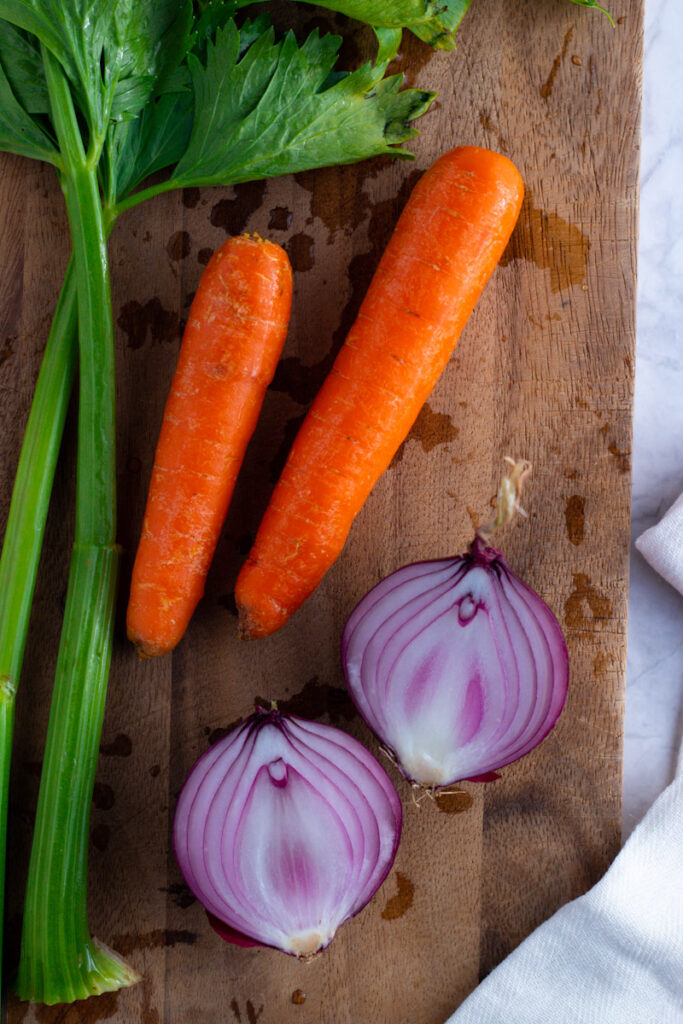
171,22,434,189
283,0,473,50
112,89,193,199
0,26,57,162
0,0,194,147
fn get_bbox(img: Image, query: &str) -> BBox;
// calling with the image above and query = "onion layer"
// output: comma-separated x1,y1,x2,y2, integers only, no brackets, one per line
341,537,569,788
173,708,402,957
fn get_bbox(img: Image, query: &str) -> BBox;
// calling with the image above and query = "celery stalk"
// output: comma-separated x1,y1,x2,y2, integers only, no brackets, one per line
0,261,76,983
13,49,138,1004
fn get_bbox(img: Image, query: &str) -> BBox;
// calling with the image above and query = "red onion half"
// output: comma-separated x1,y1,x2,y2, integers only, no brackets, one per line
173,708,401,957
341,535,569,788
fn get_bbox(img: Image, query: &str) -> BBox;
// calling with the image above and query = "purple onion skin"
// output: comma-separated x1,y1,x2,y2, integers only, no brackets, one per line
341,538,569,789
173,708,402,958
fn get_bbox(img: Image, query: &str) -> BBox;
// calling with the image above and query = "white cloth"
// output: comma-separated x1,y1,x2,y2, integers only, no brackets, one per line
447,770,683,1023
446,496,683,1024
635,492,683,594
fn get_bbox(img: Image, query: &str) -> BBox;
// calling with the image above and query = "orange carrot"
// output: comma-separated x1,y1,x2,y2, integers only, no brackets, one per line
235,147,524,639
127,234,292,657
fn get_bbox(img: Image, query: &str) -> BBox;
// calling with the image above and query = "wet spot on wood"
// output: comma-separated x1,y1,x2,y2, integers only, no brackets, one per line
286,232,315,272
0,335,15,369
217,591,238,617
149,763,161,779
117,298,180,349
565,495,585,546
269,412,306,483
247,1003,264,1024
271,355,332,407
111,929,198,957
391,403,459,465
34,990,119,1022
166,230,191,261
540,26,574,99
127,456,142,474
139,975,161,1024
291,989,306,1005
500,197,590,293
141,1004,160,1024
230,1001,264,1024
294,166,372,244
100,733,132,757
198,247,213,266
483,784,548,827
387,32,436,87
592,652,609,679
162,881,196,909
255,675,357,726
479,111,507,153
564,573,612,629
381,871,414,920
235,533,254,555
607,442,631,473
269,205,293,231
435,790,473,814
93,782,115,810
91,823,110,851
210,181,267,235
206,714,245,746
183,187,201,209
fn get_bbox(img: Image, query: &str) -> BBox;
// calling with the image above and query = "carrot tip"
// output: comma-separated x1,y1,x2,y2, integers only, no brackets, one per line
236,600,283,640
128,629,172,659
237,610,264,641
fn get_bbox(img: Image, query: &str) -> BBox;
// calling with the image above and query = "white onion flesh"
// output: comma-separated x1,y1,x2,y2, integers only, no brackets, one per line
173,710,402,957
341,540,569,788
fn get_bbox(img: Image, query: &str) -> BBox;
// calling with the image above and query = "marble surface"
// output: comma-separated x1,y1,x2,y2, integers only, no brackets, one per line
624,0,683,838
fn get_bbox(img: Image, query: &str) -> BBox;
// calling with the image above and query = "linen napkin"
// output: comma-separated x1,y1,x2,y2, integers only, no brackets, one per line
446,494,683,1024
635,491,683,593
446,768,683,1023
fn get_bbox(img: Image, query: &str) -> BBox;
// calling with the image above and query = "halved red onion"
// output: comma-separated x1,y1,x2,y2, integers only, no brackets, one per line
341,536,569,788
173,708,402,957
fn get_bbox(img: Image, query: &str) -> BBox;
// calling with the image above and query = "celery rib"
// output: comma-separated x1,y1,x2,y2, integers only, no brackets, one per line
13,49,137,1004
0,260,77,988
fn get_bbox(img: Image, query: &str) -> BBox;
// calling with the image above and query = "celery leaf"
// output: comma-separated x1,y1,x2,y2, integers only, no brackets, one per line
171,21,434,189
0,36,57,162
113,89,193,199
279,0,472,50
0,0,194,141
0,22,48,113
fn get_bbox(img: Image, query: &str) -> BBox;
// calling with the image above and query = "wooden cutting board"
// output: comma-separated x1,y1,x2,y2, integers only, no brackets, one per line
2,1,641,1021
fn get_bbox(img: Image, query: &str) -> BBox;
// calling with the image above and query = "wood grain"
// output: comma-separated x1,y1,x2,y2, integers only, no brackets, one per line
2,1,641,1021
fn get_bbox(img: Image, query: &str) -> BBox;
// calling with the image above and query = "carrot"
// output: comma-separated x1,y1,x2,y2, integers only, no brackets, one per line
235,147,524,639
127,234,293,657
